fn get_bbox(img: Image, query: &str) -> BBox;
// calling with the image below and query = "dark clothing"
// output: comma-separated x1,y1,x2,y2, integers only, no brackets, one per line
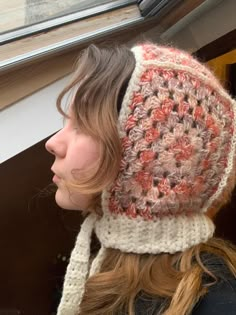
192,277,236,315
134,255,236,314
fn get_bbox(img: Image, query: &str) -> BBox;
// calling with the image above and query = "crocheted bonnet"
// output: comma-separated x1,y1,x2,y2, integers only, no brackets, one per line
57,44,236,315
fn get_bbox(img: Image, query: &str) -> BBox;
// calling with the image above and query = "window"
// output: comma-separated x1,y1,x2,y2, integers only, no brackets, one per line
0,0,135,43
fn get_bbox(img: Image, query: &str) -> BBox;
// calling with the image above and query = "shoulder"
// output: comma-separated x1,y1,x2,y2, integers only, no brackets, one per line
192,275,236,315
134,277,236,315
192,254,236,315
134,254,236,315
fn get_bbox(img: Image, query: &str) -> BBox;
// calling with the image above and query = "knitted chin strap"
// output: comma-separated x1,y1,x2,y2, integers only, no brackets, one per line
57,44,236,315
56,213,106,315
56,213,97,315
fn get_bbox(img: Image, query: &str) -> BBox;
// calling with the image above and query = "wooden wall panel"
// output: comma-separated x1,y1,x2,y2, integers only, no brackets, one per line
0,137,83,314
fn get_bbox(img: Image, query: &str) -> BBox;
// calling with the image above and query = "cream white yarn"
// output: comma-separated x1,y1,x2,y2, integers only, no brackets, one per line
56,213,97,315
95,210,215,255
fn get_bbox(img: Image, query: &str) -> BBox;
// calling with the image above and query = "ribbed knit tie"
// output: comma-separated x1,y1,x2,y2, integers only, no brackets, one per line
56,213,99,315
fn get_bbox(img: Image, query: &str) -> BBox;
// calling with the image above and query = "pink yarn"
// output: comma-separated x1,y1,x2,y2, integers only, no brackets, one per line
106,44,235,221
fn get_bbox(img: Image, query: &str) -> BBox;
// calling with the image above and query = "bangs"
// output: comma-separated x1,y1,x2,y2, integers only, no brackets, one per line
55,44,136,195
57,44,134,140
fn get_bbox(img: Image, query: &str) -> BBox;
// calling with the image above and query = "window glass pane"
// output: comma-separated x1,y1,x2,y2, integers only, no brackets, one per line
0,0,123,34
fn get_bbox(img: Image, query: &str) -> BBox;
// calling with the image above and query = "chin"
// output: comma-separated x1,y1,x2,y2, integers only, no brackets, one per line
55,188,89,211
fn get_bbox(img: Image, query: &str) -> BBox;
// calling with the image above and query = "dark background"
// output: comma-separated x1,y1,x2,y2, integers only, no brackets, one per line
0,138,84,315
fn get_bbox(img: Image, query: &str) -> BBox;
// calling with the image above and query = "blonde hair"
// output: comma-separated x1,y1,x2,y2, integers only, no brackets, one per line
80,238,236,315
57,44,236,315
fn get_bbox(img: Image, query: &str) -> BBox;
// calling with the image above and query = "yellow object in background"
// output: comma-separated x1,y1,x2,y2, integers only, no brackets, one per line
207,49,236,87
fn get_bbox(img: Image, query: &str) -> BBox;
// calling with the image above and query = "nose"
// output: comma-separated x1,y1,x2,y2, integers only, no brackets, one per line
45,137,55,155
45,130,66,157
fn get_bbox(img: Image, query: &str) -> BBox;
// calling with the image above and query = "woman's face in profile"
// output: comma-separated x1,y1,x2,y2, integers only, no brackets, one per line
45,112,100,211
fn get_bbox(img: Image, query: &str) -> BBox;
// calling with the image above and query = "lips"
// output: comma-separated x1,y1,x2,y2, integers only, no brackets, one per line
51,168,62,184
52,174,61,184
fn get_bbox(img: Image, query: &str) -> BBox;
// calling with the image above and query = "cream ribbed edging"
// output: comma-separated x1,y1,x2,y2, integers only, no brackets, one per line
97,192,215,254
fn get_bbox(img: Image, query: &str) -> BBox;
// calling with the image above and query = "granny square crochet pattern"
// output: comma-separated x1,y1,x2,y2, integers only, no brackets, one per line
56,44,236,315
96,44,236,254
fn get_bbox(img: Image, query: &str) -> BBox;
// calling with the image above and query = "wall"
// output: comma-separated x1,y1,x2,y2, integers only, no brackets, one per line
142,0,235,52
0,76,68,163
161,0,236,51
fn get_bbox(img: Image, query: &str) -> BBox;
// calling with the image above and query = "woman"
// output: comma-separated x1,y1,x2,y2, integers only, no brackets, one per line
46,43,236,315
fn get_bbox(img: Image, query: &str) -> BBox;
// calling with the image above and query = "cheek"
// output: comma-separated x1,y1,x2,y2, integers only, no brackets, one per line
54,137,100,211
68,140,100,178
